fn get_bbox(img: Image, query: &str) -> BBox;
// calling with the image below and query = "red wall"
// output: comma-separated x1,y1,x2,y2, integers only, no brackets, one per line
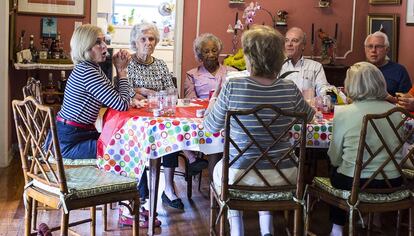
182,0,413,84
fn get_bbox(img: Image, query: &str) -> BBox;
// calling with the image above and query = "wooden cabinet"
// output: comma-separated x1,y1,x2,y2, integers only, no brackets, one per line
323,64,349,87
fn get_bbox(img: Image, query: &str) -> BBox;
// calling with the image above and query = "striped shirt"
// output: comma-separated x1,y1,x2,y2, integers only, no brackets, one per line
203,77,315,169
58,61,130,125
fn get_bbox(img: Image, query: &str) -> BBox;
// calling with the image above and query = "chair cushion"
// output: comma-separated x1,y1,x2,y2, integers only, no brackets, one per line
313,177,411,203
48,157,97,166
33,166,137,200
403,169,414,179
212,183,294,201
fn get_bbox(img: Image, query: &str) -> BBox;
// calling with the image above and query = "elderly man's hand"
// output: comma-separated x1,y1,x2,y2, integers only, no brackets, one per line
396,92,414,111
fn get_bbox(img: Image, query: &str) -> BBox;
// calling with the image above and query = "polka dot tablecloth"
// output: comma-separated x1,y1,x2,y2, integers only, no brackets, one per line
289,119,333,148
97,116,225,179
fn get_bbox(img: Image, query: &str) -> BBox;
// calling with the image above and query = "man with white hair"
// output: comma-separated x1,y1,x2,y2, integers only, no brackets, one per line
364,31,411,96
279,27,330,97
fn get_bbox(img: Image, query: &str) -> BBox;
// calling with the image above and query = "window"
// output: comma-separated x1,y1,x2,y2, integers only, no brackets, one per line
112,0,175,33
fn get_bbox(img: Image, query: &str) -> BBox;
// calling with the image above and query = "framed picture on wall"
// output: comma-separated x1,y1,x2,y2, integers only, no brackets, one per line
367,14,399,62
41,17,57,38
407,0,414,25
369,0,401,4
18,0,85,17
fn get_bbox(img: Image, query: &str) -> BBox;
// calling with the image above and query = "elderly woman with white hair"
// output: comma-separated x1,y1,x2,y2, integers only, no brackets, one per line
47,24,132,160
328,61,403,236
126,22,184,216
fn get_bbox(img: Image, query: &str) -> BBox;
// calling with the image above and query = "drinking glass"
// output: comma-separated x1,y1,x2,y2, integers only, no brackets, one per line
166,88,178,116
147,93,159,112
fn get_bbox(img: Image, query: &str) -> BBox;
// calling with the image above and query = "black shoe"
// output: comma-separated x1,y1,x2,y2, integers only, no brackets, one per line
188,158,208,175
161,191,184,210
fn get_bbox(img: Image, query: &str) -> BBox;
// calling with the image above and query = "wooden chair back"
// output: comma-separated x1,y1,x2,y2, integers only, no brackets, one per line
350,107,414,204
220,104,308,201
12,96,67,193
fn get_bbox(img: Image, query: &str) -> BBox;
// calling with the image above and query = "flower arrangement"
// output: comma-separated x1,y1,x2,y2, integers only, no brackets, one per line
318,28,336,65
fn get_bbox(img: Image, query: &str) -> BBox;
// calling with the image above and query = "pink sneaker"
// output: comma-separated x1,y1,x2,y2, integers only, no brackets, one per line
118,207,161,228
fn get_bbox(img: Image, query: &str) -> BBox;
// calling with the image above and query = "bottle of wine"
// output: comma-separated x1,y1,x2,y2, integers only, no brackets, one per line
28,35,38,62
44,73,56,104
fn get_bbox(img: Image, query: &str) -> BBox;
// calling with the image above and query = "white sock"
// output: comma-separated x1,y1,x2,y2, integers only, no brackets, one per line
330,224,343,236
229,216,244,236
259,211,274,236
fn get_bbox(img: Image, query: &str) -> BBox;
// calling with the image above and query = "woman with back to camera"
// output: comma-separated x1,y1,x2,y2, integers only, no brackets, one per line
327,62,404,236
48,24,133,160
183,33,238,175
203,25,315,236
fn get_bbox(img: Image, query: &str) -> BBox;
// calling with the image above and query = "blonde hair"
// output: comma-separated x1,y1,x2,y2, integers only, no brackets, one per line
241,25,285,77
130,22,160,52
70,24,103,64
344,62,388,101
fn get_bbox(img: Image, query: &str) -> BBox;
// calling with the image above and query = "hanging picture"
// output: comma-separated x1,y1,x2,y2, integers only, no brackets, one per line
18,0,85,17
41,17,57,38
407,0,414,25
367,14,399,61
369,0,401,4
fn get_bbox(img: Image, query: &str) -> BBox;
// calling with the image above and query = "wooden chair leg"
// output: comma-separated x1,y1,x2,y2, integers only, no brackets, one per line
90,206,96,236
31,199,37,231
25,197,33,236
219,206,227,236
103,204,108,231
210,186,217,236
132,197,140,236
60,211,69,236
397,210,402,236
294,208,303,236
409,207,414,236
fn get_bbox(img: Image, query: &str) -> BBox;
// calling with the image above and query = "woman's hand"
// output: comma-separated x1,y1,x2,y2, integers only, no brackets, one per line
130,98,147,108
113,49,131,79
134,87,156,97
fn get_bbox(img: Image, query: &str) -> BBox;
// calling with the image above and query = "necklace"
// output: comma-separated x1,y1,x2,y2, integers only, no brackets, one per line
134,54,153,65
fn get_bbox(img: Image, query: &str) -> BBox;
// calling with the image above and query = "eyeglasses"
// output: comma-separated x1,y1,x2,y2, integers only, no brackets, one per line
95,38,106,47
364,44,386,50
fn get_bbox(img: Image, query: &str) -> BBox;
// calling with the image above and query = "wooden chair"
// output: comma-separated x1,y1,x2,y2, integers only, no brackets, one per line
209,104,308,236
12,96,140,236
22,81,110,231
306,107,414,236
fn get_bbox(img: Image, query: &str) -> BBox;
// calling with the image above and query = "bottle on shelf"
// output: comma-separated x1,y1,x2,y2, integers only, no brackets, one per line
49,38,58,59
38,38,48,60
44,73,56,104
57,70,67,102
28,35,38,62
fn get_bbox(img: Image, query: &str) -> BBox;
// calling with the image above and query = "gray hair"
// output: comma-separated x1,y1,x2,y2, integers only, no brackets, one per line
130,22,160,51
286,27,306,45
242,25,285,77
344,61,388,101
364,31,390,47
193,33,223,61
70,24,103,64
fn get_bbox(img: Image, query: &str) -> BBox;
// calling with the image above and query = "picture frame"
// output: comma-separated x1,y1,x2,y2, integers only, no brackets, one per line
41,17,57,38
367,14,399,62
407,0,414,25
369,0,401,4
17,0,85,17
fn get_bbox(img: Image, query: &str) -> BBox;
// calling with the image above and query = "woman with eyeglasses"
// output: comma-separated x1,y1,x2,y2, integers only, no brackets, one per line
48,24,135,160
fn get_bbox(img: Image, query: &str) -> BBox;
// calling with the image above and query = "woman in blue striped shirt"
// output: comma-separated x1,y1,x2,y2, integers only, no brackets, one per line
53,24,133,160
204,25,315,236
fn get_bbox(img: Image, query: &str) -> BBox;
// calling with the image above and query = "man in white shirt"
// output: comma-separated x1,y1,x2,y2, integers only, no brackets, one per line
279,27,330,96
